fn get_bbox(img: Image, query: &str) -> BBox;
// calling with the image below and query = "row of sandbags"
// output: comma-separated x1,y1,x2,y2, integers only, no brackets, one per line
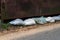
9,19,36,25
9,15,60,25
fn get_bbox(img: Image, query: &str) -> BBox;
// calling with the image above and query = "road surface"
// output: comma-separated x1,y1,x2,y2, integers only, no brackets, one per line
13,27,60,40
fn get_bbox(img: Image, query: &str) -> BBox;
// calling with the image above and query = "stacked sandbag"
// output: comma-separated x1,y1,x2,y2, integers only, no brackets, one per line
24,19,36,25
9,19,24,25
9,15,60,26
33,16,47,24
52,15,60,21
46,17,55,23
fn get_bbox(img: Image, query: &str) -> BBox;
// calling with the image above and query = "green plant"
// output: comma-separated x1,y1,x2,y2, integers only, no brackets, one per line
2,23,10,30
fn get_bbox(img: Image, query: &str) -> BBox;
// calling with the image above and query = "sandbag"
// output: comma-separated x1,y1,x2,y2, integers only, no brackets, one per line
46,17,55,23
52,15,60,21
9,19,24,25
37,16,47,24
33,16,47,24
24,19,36,25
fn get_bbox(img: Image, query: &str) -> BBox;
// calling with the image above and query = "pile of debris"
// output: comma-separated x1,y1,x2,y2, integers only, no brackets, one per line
9,15,60,26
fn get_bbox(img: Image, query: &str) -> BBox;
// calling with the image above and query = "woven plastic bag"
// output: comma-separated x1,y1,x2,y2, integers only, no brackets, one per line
46,17,55,23
9,19,24,25
24,19,36,25
52,15,60,21
33,16,47,24
37,16,47,24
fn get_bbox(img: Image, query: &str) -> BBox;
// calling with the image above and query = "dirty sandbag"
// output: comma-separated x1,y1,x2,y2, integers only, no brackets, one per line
52,15,60,21
46,17,55,23
37,16,47,24
9,19,24,25
24,19,36,25
33,16,47,24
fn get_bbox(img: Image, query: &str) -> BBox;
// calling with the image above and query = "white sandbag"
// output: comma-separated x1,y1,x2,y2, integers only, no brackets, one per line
52,15,60,21
33,16,47,24
24,19,36,25
9,19,24,25
46,17,55,23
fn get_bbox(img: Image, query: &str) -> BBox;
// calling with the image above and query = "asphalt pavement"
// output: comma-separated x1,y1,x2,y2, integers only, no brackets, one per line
13,27,60,40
